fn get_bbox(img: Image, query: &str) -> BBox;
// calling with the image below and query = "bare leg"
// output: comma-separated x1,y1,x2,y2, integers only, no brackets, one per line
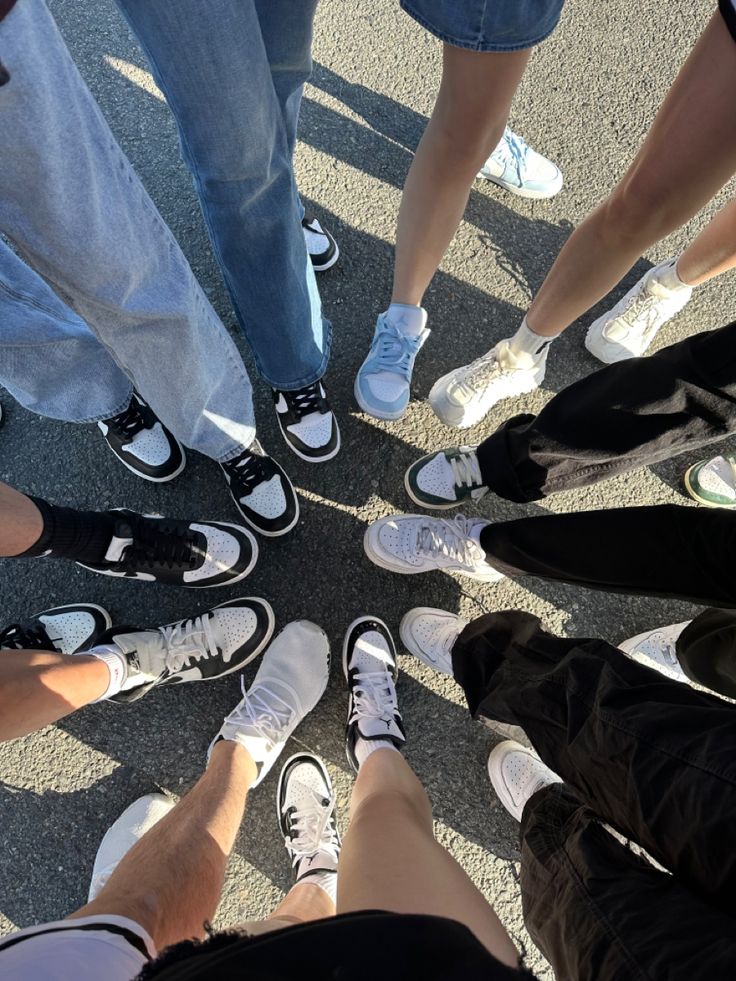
0,650,108,741
676,196,736,285
241,883,335,938
337,748,519,969
526,11,736,336
392,44,530,306
0,481,43,555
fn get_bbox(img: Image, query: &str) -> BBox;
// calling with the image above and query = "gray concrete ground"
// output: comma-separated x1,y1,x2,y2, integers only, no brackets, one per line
0,1,733,975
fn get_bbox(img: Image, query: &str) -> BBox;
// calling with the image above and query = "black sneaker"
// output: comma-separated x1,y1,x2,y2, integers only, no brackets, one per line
0,604,112,656
278,753,341,884
273,381,340,463
98,393,185,482
77,510,258,587
302,215,339,272
100,597,275,704
342,616,406,772
221,440,299,537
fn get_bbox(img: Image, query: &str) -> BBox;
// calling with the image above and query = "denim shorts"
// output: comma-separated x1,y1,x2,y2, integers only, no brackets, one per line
400,0,565,52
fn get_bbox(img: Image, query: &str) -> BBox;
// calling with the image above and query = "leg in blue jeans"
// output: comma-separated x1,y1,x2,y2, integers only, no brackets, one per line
0,0,256,461
115,0,330,391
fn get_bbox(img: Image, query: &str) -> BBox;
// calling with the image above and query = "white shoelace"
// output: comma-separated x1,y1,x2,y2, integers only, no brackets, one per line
227,676,295,748
449,449,483,490
414,514,484,569
158,614,220,672
349,669,399,728
615,290,663,332
285,794,340,868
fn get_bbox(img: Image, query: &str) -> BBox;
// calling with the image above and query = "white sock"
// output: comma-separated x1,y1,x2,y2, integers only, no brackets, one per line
298,869,337,903
508,317,557,360
658,257,691,291
86,644,128,701
384,303,428,337
355,737,400,768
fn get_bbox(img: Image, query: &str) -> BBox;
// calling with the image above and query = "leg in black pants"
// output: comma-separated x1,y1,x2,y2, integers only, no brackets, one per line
476,321,736,503
677,607,736,698
451,611,736,979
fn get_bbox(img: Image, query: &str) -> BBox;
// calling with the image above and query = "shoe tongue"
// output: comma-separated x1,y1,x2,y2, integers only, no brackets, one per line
358,715,403,740
496,341,537,371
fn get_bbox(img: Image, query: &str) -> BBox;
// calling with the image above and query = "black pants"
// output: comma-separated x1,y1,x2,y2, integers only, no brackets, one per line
452,611,736,981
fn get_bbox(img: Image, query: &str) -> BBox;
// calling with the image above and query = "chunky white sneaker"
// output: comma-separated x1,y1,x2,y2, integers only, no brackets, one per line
405,445,488,509
399,607,467,675
277,753,341,884
364,513,503,583
585,260,693,364
0,604,112,656
487,740,561,821
618,622,690,684
343,617,406,772
212,621,330,786
478,128,563,200
88,793,175,900
429,341,546,429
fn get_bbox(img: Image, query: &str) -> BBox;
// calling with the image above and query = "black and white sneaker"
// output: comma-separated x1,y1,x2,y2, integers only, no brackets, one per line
77,510,258,587
98,393,185,483
278,753,341,885
273,382,340,463
221,440,299,537
342,616,406,772
99,597,275,704
302,215,339,272
0,604,112,656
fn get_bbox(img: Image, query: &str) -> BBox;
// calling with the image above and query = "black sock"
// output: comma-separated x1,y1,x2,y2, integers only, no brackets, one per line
20,497,117,563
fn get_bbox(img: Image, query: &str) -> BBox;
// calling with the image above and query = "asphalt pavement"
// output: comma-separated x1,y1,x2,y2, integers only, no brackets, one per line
1,2,733,976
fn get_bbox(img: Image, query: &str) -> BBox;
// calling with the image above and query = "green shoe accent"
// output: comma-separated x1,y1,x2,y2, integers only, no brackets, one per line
684,455,736,509
404,446,487,510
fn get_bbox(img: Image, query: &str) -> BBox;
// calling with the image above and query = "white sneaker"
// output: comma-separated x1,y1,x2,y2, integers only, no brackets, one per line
364,513,504,583
487,740,561,821
399,607,467,675
618,622,690,684
277,753,341,883
429,341,546,429
478,128,563,200
211,621,330,786
88,793,175,900
585,260,693,364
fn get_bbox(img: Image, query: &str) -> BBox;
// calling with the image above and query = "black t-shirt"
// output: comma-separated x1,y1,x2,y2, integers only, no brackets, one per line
136,911,538,981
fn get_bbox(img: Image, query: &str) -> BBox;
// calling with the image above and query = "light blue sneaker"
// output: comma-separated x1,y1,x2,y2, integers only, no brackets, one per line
355,315,430,420
478,127,562,200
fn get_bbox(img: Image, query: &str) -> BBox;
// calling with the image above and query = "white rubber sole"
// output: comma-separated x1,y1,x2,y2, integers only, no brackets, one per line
276,414,342,464
341,615,395,681
478,172,563,200
311,240,340,273
682,465,736,509
353,376,407,421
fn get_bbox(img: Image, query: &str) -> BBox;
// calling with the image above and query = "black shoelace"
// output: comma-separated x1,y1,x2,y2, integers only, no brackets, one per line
104,396,153,439
222,444,274,495
0,621,55,651
117,516,201,571
278,382,328,422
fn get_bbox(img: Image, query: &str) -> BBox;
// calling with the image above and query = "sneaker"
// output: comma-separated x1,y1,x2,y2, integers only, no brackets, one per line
487,740,561,822
212,621,330,786
684,453,736,509
364,513,503,583
618,622,690,684
277,753,341,885
273,381,340,463
585,260,693,364
221,440,299,537
478,128,563,200
355,314,430,421
0,604,112,656
429,341,546,429
88,793,175,901
101,597,275,704
77,510,258,587
302,215,339,272
405,445,488,509
343,616,406,772
98,393,185,482
399,607,467,676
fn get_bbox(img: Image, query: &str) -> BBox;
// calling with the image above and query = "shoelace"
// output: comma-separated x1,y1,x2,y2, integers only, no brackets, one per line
349,668,400,728
414,514,484,569
279,382,327,421
369,320,423,379
118,517,199,571
228,676,295,748
222,444,272,495
157,613,221,672
0,621,55,651
285,793,340,868
449,449,483,490
105,397,151,439
647,634,678,667
492,128,529,185
614,290,663,333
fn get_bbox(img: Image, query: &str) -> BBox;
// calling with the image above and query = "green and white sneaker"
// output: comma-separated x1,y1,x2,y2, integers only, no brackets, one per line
405,446,488,509
684,453,736,508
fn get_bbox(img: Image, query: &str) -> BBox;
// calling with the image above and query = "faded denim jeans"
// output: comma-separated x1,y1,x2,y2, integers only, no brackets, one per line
0,0,256,461
115,0,332,390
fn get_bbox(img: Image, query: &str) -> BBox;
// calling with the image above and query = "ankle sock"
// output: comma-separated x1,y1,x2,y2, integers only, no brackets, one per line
86,644,129,701
354,737,400,768
508,318,557,360
298,869,337,903
659,257,691,291
20,498,116,563
384,303,428,337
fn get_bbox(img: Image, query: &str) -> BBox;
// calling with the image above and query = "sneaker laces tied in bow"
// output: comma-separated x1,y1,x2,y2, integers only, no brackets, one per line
283,382,327,420
286,794,340,866
159,614,221,671
415,514,484,568
370,321,423,379
229,677,296,748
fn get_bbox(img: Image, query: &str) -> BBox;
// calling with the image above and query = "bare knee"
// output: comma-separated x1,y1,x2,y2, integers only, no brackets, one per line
601,175,683,247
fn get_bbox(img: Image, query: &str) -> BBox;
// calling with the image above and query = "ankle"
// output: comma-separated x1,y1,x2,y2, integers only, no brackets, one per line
384,302,428,337
508,317,558,359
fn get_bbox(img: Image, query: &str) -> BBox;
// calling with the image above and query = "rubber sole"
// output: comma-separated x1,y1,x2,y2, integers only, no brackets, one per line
683,465,736,509
478,171,563,200
311,240,340,272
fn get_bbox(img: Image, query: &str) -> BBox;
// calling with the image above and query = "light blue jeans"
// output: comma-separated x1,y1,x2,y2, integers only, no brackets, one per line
115,0,331,391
